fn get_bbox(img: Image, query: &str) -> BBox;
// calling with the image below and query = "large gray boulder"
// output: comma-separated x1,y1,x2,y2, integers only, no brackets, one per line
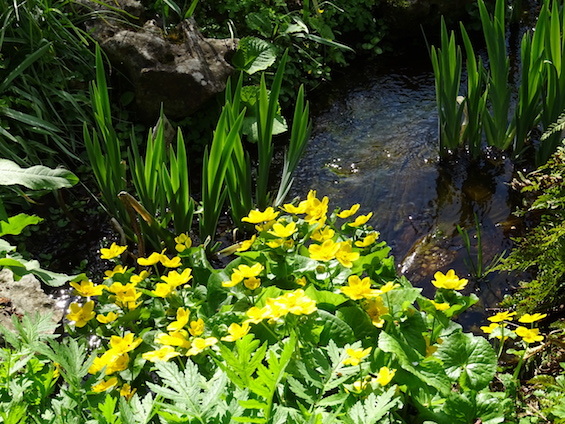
0,269,63,333
85,0,236,120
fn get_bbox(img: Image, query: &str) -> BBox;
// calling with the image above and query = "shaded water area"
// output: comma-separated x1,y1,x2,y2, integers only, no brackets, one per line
291,56,523,330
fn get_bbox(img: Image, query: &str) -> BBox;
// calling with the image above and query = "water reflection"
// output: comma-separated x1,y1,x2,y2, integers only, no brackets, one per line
291,59,521,327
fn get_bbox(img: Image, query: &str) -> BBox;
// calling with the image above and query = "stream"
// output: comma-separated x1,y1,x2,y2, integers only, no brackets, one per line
291,56,523,329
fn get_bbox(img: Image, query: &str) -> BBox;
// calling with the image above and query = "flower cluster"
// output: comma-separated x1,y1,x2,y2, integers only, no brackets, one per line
481,310,546,344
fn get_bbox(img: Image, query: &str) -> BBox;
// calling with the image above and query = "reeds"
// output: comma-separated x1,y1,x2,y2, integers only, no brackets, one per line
431,0,565,165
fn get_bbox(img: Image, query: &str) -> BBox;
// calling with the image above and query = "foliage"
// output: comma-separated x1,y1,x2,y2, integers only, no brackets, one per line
0,159,78,286
431,0,565,165
497,143,565,314
87,46,310,251
34,193,523,423
0,0,99,166
197,0,382,101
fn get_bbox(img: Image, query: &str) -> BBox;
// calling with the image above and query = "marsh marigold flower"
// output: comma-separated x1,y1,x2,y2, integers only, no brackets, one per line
242,207,279,224
161,268,192,287
167,307,190,332
155,331,191,349
268,221,297,238
110,333,142,354
343,347,372,366
518,313,547,323
335,241,360,268
186,337,218,356
120,383,136,400
221,322,251,342
174,233,192,252
364,296,388,327
515,326,544,343
311,226,335,242
100,243,127,260
337,204,360,219
142,346,180,362
355,232,379,247
340,275,378,300
70,280,105,297
189,318,205,336
375,367,396,386
348,212,373,227
137,251,165,266
66,301,96,327
97,311,119,324
92,377,118,393
431,269,468,290
237,235,256,252
104,265,128,279
487,311,516,323
222,263,264,287
308,239,340,261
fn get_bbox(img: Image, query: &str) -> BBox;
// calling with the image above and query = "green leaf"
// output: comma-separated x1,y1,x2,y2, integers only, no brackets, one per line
317,309,355,346
0,159,78,190
304,286,348,310
0,213,42,237
435,330,497,390
233,37,277,75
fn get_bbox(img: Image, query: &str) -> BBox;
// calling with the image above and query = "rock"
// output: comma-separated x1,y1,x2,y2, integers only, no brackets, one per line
84,0,237,120
0,269,63,333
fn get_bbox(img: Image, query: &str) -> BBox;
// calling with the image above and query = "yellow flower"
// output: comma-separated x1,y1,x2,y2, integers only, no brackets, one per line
89,351,130,375
151,282,175,298
311,226,335,242
161,268,193,287
120,383,136,400
97,311,119,324
100,243,127,260
335,241,360,268
107,282,136,294
304,191,329,224
379,281,400,294
167,307,190,332
308,239,340,261
430,300,450,311
431,269,468,290
487,311,516,323
268,221,297,238
142,346,181,362
174,233,192,252
354,232,379,247
244,276,261,290
340,275,378,300
189,318,205,336
160,255,181,268
186,337,218,356
242,207,279,224
480,323,500,334
155,331,191,349
266,289,317,317
104,265,128,279
130,270,150,284
375,367,396,386
66,301,96,328
337,204,360,218
221,322,251,342
109,333,142,354
295,276,307,286
515,326,544,343
343,347,372,366
364,296,388,327
222,263,264,287
137,251,165,266
70,280,105,297
266,239,285,249
113,287,142,310
282,202,308,214
518,313,547,323
237,235,256,252
92,377,118,392
348,212,373,227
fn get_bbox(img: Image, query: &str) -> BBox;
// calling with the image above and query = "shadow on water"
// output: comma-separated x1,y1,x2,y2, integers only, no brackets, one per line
291,56,523,330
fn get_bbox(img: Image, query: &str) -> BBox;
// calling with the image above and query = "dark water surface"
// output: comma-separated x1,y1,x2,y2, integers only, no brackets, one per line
291,58,522,329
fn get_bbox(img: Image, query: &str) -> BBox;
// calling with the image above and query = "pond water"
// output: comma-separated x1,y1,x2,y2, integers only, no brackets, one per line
291,56,523,330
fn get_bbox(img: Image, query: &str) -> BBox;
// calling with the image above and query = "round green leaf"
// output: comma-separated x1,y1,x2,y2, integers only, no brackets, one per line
436,331,497,390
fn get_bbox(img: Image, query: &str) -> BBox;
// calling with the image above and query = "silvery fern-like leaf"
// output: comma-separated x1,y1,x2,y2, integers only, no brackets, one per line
346,388,400,424
149,361,231,422
120,393,155,424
